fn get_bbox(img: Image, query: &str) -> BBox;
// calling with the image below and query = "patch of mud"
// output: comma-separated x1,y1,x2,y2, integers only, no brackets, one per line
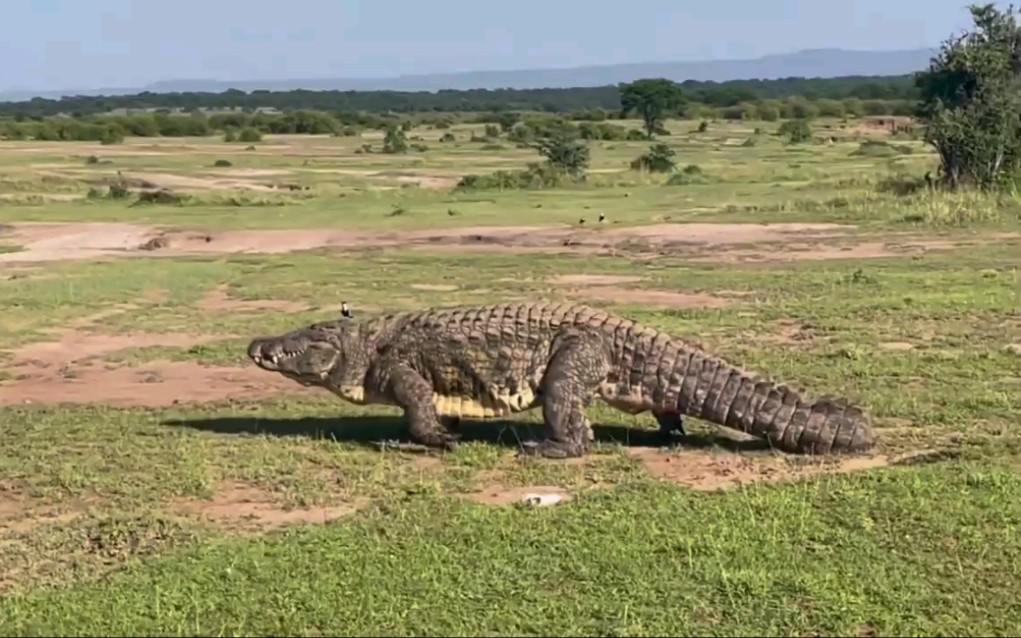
548,274,645,286
630,448,920,491
197,284,310,313
570,287,731,309
173,481,363,532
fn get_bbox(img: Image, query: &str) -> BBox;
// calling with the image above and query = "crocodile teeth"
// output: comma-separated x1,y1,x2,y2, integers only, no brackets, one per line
270,354,279,364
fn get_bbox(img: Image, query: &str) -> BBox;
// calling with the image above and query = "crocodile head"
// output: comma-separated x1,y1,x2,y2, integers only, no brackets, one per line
247,319,356,388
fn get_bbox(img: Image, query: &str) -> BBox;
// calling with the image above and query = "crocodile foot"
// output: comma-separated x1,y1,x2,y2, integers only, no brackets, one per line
517,439,585,460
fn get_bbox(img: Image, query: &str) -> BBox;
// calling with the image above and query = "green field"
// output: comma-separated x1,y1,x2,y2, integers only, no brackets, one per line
0,117,1019,636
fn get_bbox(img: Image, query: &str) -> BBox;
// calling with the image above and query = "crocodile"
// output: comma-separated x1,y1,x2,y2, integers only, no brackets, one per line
246,301,876,458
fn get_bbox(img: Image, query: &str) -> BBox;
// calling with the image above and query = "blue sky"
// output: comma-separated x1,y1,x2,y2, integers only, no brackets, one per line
2,0,980,91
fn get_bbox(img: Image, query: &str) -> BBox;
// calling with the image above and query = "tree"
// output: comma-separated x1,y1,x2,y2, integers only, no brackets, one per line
619,79,684,138
382,124,408,154
778,119,812,144
533,133,589,177
915,3,1021,189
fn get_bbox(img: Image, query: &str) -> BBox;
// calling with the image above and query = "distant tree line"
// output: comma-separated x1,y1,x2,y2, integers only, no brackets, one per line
0,74,918,118
0,97,917,144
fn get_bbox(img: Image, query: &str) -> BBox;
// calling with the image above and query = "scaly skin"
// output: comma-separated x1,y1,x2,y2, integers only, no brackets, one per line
247,302,876,458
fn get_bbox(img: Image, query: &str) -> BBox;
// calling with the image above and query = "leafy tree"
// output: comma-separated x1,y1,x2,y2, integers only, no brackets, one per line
619,78,684,138
533,133,589,177
915,3,1021,188
383,124,409,154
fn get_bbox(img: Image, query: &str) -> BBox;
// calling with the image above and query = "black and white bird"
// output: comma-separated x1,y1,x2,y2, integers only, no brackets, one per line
598,212,606,223
340,301,353,319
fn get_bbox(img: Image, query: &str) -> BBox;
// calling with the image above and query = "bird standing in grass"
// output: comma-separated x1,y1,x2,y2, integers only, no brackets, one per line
341,302,353,318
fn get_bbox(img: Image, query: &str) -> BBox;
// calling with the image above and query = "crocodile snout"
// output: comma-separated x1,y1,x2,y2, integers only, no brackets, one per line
248,336,308,369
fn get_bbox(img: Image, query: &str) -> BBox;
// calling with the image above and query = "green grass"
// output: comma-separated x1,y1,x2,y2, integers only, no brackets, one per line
3,464,1021,636
1,118,1019,635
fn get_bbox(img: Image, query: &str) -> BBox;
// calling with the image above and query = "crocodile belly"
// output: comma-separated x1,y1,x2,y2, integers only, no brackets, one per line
432,387,538,419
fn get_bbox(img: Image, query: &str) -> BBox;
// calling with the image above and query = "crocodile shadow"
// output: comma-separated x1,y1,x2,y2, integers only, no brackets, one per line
162,414,772,453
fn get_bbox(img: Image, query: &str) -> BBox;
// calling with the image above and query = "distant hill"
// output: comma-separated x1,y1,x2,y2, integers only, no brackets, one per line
0,47,935,102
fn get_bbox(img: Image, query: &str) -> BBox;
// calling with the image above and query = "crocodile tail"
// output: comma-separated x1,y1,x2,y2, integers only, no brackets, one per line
672,349,875,454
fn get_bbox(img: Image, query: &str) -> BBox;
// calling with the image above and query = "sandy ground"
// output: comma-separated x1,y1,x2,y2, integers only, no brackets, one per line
2,220,999,265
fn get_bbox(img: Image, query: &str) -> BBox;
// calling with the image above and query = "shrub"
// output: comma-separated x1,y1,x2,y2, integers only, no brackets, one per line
238,127,262,143
630,143,677,172
778,119,812,144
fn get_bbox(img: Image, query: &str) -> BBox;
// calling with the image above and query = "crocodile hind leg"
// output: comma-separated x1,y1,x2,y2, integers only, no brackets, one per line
439,416,462,433
653,410,687,443
521,329,610,459
388,364,460,452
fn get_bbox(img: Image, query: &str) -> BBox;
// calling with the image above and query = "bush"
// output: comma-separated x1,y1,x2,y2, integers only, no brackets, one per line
213,159,233,167
578,122,628,141
630,143,677,172
238,127,262,143
455,163,576,191
440,132,456,143
778,119,812,144
850,139,913,158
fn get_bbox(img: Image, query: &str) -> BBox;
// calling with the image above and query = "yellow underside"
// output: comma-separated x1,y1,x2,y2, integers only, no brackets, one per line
334,384,540,419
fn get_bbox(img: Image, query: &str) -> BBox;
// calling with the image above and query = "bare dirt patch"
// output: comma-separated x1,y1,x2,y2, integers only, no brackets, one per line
462,484,573,507
0,327,303,407
0,359,302,408
3,221,1011,266
0,222,154,263
126,172,277,193
410,283,459,292
570,287,731,309
759,318,825,346
548,274,645,286
210,168,292,178
197,284,311,313
629,447,924,491
172,481,364,532
880,341,916,351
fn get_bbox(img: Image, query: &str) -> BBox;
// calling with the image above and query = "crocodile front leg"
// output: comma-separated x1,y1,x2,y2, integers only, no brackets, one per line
388,364,460,452
521,328,611,459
